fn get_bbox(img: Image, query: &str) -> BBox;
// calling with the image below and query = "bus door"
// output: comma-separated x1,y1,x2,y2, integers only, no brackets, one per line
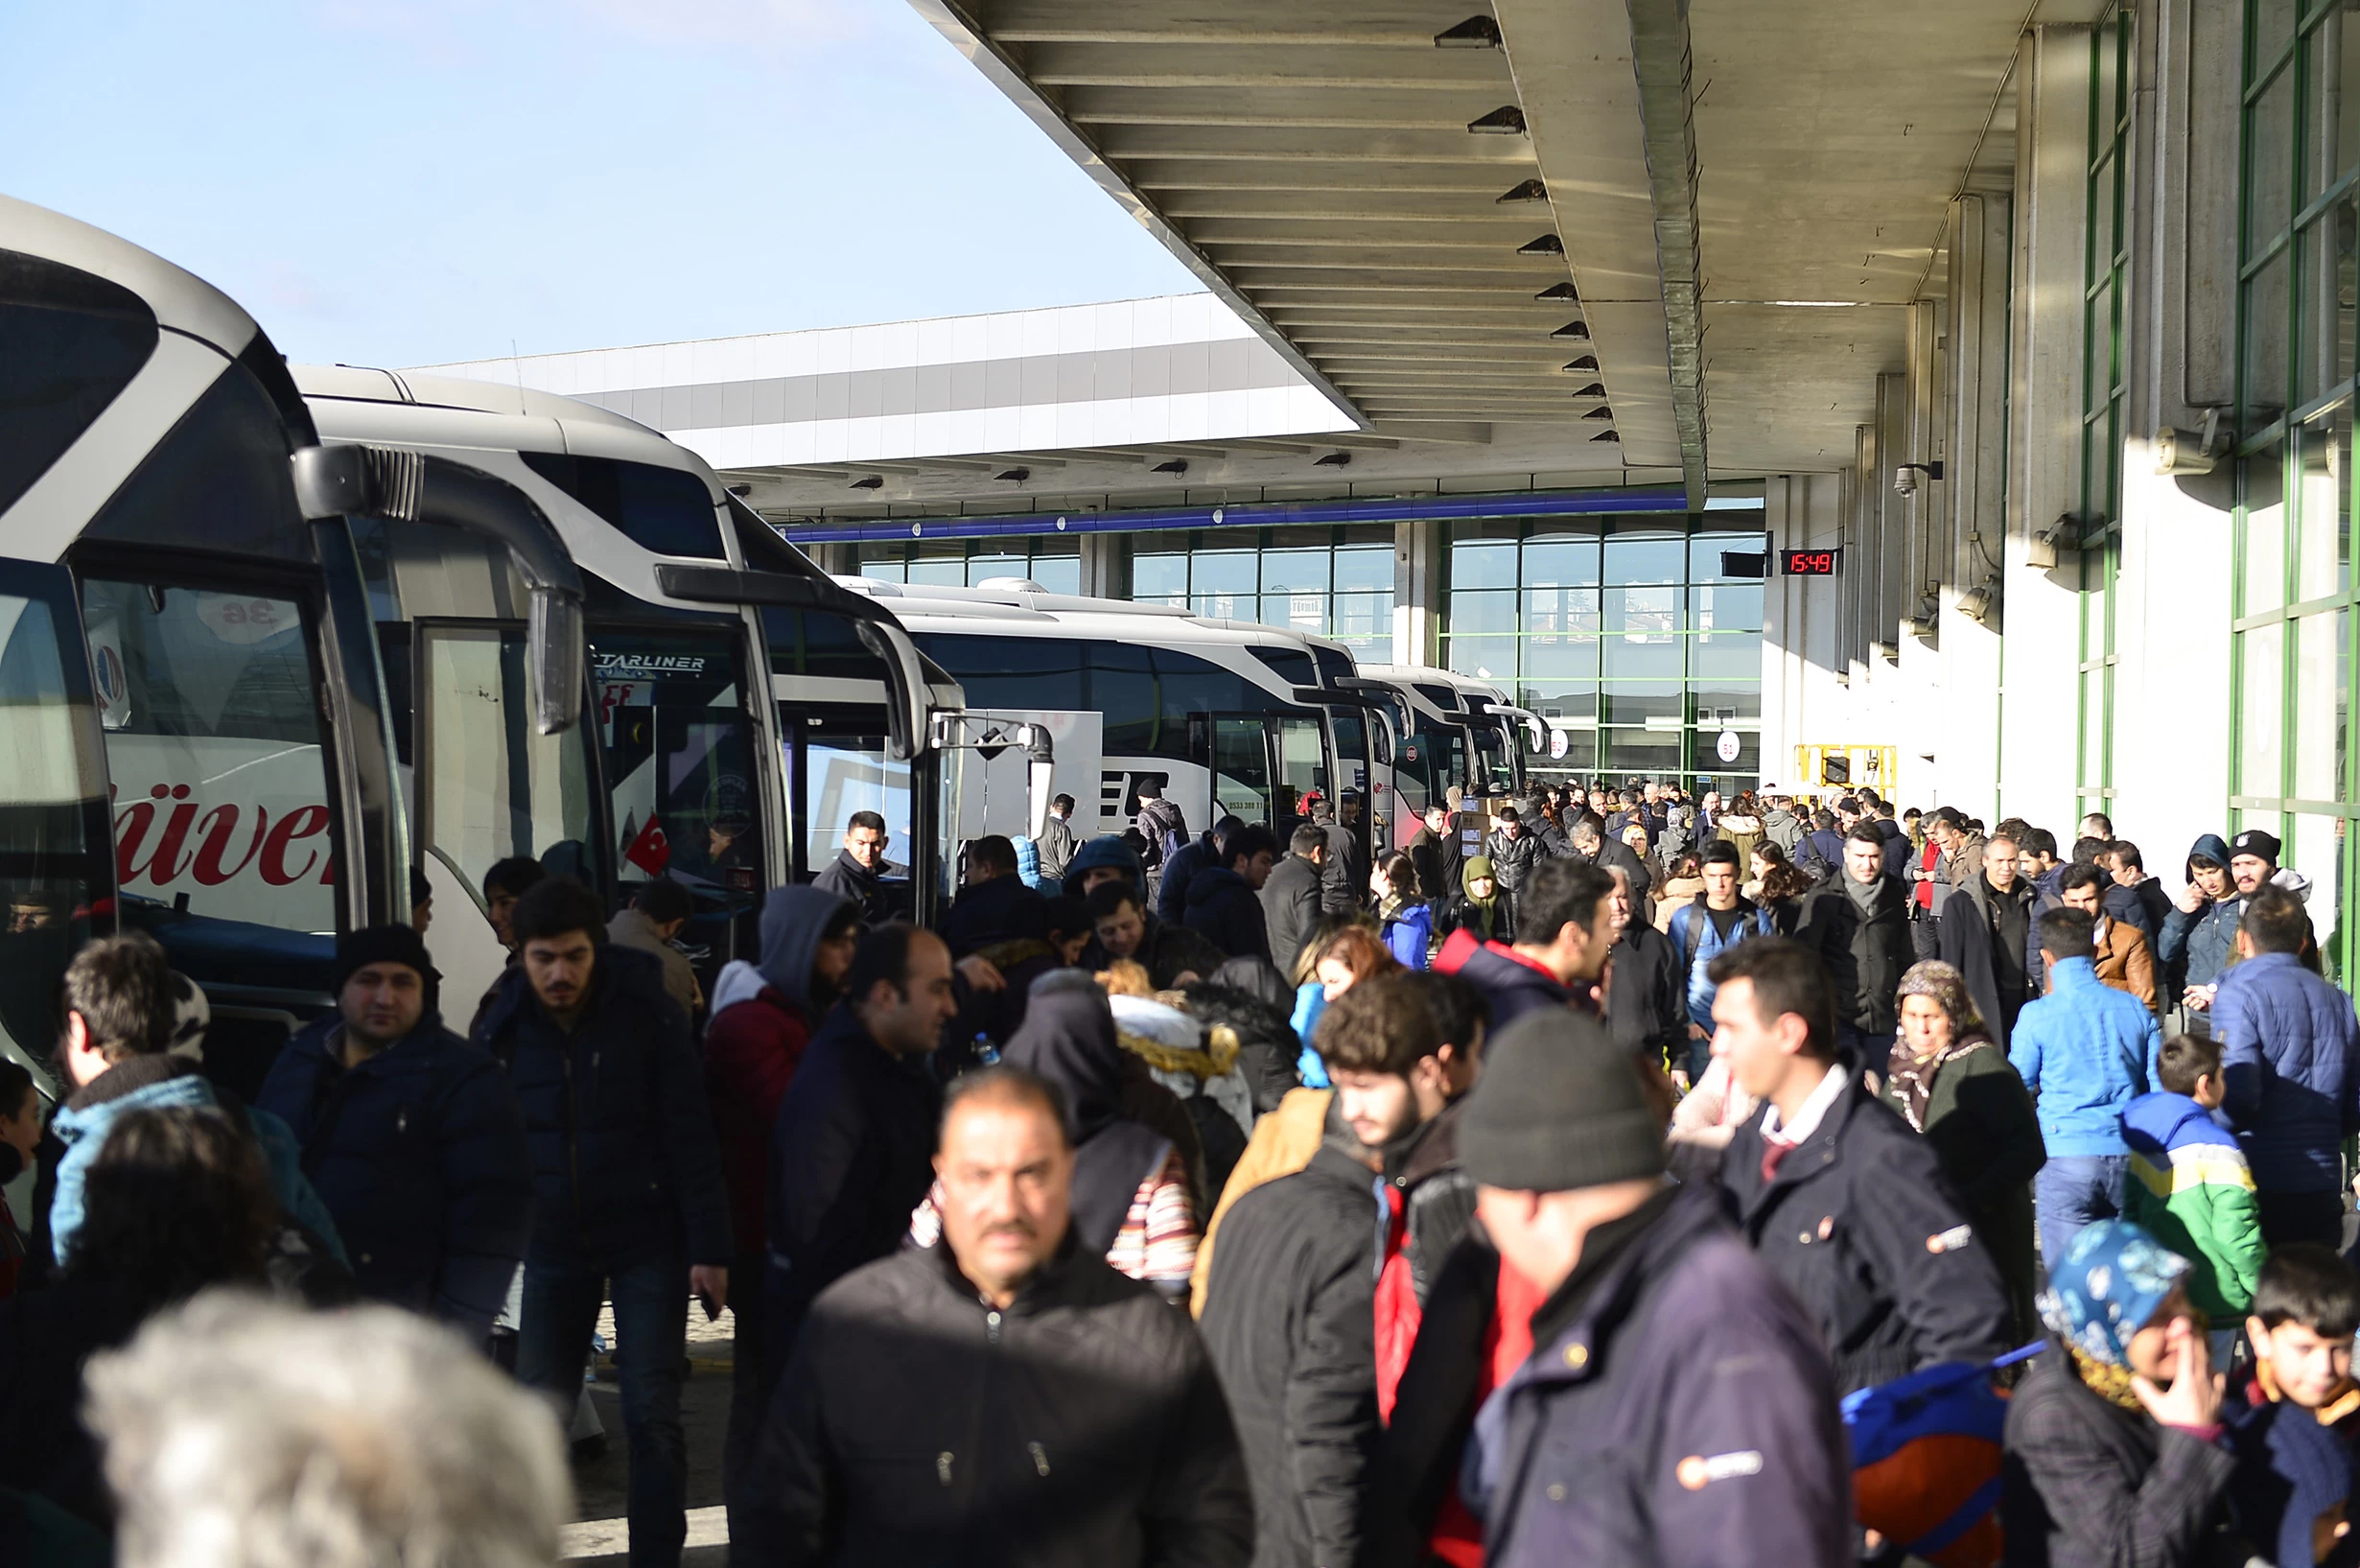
592,625,763,992
781,707,916,923
1274,713,1327,845
0,563,110,1119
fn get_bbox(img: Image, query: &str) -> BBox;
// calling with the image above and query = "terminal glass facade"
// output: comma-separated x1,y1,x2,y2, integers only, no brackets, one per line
1132,526,1396,660
855,537,1082,594
2234,0,2360,979
2078,8,2132,815
1445,514,1768,784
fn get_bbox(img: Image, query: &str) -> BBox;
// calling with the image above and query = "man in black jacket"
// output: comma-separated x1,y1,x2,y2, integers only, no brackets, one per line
1484,807,1544,914
477,878,733,1568
1183,824,1278,965
1797,823,1916,1068
812,809,895,925
1083,882,1227,990
1407,804,1460,917
1157,815,1246,925
1571,817,1652,907
743,1065,1252,1568
1938,830,2040,1048
1199,973,1464,1568
1260,823,1329,977
1600,866,1684,1075
256,924,532,1344
764,924,956,1377
1310,797,1362,917
937,834,1050,960
1711,938,2013,1395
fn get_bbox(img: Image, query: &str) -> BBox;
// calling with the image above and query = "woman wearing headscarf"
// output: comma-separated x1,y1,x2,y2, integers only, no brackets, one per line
2000,1219,2235,1565
1882,959,2045,1339
1437,855,1514,947
944,977,1199,1297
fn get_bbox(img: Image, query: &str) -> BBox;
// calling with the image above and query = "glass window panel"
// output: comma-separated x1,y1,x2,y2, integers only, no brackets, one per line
1276,715,1326,825
1693,629,1764,681
1263,592,1329,634
1260,549,1331,596
1333,546,1392,594
2297,217,2344,403
1133,553,1188,600
1523,538,1600,587
1451,590,1518,636
1212,717,1273,825
1692,584,1764,632
1604,584,1681,636
855,549,906,582
907,556,966,587
2242,620,2289,797
1601,633,1684,681
1601,531,1685,585
1447,634,1516,683
1690,681,1764,721
967,553,1025,584
2245,445,2291,614
2246,250,2294,420
2339,13,2360,185
2251,44,2300,244
2294,607,2349,801
2288,810,2348,984
2089,177,2119,314
2296,412,2352,600
1537,726,1597,772
1520,684,1599,723
1691,531,1768,583
593,629,760,902
1191,591,1251,620
1028,554,1082,596
1330,592,1392,652
801,730,913,901
1601,726,1685,775
1600,683,1685,724
1524,623,1600,684
1452,540,1520,589
1192,550,1258,596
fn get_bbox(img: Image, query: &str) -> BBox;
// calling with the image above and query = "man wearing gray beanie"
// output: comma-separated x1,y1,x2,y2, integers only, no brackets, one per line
1442,1009,1849,1567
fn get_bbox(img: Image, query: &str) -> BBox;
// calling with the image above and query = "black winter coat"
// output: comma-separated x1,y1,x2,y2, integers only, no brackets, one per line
1999,1345,2235,1568
1720,1077,2014,1394
1436,893,1513,947
764,1003,944,1370
938,874,1050,959
1452,944,1573,1033
1184,867,1273,966
255,1011,532,1338
1797,872,1915,1037
1937,876,2041,1049
1318,822,1361,917
475,944,732,1271
1157,833,1217,924
1406,828,1459,919
1258,854,1325,977
814,848,895,925
1484,830,1543,902
1596,836,1653,907
1199,1146,1382,1568
1604,922,1686,1069
742,1238,1253,1568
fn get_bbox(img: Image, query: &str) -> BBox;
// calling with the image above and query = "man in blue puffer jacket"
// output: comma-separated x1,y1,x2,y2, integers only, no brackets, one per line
256,924,533,1345
476,877,733,1568
47,932,344,1270
2212,885,2360,1248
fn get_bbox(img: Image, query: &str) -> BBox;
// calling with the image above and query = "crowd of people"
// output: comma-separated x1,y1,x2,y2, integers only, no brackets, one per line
2,776,2359,1568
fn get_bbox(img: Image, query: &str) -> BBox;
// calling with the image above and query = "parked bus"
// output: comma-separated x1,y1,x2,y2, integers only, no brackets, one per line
0,198,581,1098
1355,663,1541,841
294,366,994,1002
839,579,1357,868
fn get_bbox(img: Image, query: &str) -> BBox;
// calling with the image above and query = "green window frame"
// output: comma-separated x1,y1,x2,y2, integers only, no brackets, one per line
2077,8,2133,814
2232,0,2360,984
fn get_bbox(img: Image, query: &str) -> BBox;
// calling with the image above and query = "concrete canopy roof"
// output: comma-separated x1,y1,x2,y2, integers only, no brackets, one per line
904,0,2099,504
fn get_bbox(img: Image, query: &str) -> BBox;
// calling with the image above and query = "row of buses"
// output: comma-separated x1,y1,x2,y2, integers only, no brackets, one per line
0,196,1536,1106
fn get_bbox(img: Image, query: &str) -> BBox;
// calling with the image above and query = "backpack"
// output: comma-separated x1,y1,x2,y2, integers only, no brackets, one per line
1844,1342,2043,1568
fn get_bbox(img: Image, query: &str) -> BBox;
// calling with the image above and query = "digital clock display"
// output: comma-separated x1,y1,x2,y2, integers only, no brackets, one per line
1784,549,1843,576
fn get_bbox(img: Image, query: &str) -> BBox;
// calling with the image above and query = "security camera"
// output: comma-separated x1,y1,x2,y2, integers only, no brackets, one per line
1893,466,1918,498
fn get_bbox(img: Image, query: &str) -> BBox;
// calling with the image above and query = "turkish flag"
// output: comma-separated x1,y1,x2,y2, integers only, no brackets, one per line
623,814,671,876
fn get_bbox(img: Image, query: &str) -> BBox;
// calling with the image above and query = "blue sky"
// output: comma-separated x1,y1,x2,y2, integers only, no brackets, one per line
0,0,1204,366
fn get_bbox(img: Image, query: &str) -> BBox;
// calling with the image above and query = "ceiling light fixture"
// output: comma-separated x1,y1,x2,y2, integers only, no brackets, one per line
1467,105,1527,134
1562,355,1600,372
1497,178,1547,203
1569,383,1607,398
1551,320,1591,339
1152,458,1188,475
1518,234,1564,255
848,475,883,490
1534,281,1579,301
1583,406,1614,420
1435,14,1503,46
1314,452,1352,467
1591,430,1621,442
993,468,1030,482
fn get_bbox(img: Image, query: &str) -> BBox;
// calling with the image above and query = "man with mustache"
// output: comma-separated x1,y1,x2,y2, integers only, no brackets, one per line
475,877,733,1568
741,1065,1251,1567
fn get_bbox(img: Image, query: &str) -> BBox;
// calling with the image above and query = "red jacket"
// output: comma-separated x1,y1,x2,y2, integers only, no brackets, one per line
702,989,814,1256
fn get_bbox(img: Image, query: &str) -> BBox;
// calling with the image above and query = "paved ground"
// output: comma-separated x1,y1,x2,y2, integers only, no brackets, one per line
561,1295,741,1565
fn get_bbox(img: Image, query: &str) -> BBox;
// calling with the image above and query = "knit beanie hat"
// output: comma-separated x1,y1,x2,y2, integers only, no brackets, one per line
334,924,435,995
1458,1009,1666,1192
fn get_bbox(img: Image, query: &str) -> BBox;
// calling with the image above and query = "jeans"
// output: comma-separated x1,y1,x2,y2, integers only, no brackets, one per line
2035,1154,2129,1268
518,1245,690,1568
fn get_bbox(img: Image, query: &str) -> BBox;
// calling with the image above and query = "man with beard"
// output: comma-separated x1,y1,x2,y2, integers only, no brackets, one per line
1937,831,2042,1048
1199,972,1465,1568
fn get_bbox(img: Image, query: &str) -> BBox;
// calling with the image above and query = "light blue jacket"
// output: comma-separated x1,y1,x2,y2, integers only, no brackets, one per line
50,1060,346,1265
2006,956,2161,1158
1665,896,1776,1032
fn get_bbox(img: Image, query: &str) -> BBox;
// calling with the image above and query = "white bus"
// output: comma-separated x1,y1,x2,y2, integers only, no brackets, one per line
0,199,580,1098
1354,664,1542,841
294,366,994,1001
839,579,1363,864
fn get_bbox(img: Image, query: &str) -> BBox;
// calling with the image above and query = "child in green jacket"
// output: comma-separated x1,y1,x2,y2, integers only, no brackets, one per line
2121,1033,2267,1322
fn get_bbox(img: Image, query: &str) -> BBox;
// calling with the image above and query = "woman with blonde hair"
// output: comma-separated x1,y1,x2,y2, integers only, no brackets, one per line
1287,923,1402,1088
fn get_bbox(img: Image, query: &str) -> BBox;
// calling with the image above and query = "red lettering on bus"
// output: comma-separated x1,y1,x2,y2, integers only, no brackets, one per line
190,803,269,886
260,806,330,886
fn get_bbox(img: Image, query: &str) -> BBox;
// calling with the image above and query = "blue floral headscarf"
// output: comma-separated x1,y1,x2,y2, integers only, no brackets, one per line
2034,1218,2191,1367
